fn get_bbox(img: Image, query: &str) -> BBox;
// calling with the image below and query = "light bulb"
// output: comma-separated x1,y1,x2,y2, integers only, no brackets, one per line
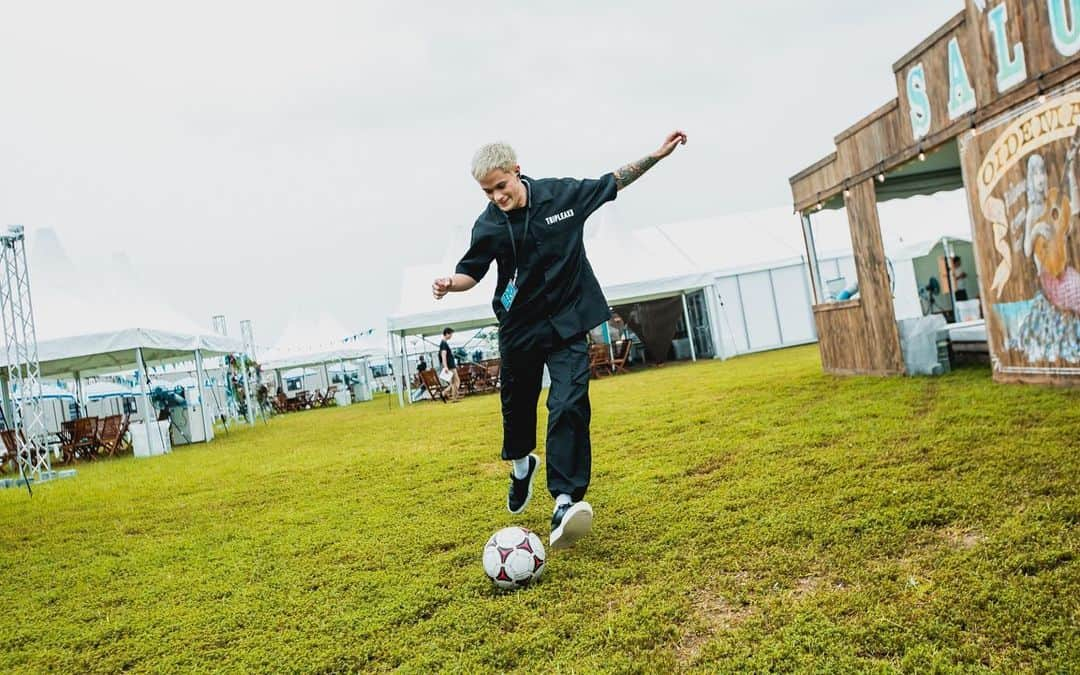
877,173,885,183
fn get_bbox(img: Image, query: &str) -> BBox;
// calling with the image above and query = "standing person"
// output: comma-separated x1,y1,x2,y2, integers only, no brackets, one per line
438,327,461,402
431,131,687,548
951,255,968,302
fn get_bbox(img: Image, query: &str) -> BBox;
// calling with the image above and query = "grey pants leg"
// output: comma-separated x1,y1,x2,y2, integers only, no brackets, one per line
544,336,592,501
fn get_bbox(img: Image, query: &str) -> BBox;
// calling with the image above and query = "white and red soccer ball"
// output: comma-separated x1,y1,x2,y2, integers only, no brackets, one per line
483,526,546,590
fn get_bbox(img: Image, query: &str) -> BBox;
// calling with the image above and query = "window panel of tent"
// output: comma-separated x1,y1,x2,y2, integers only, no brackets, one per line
737,271,782,350
715,277,749,355
770,266,816,344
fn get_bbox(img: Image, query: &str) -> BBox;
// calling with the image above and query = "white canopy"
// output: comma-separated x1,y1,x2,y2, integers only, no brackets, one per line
2,229,244,378
26,328,242,379
260,311,384,372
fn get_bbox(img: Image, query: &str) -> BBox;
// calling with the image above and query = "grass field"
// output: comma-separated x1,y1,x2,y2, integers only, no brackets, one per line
2,345,1078,673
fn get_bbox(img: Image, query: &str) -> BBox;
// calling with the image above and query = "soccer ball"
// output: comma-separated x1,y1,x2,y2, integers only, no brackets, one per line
483,526,546,590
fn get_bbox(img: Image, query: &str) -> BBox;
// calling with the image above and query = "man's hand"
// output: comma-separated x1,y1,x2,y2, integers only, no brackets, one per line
651,130,688,160
432,276,453,300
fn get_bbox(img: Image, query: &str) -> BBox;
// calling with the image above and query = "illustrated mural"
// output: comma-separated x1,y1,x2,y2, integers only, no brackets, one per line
964,90,1080,374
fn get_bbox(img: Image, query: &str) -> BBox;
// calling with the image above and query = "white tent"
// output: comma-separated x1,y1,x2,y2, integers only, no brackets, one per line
259,312,383,402
1,228,244,450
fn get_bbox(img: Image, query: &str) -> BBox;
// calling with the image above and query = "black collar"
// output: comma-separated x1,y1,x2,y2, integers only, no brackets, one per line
521,175,553,206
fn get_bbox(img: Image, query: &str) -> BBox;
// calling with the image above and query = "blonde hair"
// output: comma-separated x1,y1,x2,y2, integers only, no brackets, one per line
471,142,517,181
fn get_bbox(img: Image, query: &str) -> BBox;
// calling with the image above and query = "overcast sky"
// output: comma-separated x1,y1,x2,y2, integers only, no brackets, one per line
1,1,963,348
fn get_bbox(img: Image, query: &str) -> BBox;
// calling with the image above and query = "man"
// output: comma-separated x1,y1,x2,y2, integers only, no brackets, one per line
950,255,968,302
438,327,460,402
431,131,687,548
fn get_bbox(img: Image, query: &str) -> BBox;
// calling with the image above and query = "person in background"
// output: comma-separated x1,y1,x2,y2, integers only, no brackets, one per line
952,255,968,302
438,327,461,402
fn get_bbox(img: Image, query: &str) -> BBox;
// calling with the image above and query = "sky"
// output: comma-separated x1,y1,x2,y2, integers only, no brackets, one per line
1,1,965,349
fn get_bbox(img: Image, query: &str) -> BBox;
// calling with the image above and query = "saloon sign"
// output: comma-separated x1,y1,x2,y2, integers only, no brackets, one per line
903,1,1080,142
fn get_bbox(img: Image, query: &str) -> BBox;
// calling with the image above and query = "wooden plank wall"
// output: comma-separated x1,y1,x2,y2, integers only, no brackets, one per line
790,154,842,210
812,301,868,373
834,101,906,180
811,180,906,377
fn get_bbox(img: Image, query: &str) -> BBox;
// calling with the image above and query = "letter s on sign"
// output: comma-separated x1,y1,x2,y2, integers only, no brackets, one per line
907,62,932,141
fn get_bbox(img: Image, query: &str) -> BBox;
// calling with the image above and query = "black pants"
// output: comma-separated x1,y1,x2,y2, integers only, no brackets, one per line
500,328,592,501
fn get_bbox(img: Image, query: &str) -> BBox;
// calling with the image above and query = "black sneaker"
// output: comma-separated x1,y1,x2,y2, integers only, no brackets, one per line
507,454,539,514
550,500,593,550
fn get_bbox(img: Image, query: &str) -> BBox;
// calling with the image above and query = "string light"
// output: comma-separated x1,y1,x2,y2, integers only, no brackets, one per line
843,187,851,199
918,151,926,162
877,173,885,183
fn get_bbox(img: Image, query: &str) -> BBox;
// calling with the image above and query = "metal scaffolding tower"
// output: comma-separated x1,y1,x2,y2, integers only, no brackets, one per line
0,225,52,482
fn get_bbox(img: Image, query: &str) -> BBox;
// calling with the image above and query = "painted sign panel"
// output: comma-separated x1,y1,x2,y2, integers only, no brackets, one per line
959,89,1080,380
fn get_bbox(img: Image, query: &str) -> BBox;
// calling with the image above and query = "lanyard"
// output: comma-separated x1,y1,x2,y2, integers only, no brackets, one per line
504,179,531,280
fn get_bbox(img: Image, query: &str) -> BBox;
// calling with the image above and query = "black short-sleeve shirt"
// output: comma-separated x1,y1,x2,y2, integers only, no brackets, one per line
438,339,456,369
455,174,618,350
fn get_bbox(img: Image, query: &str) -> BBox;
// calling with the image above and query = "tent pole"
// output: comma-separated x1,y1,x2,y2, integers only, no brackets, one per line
135,347,154,452
395,332,405,408
702,282,725,360
402,331,412,406
239,352,255,425
681,292,697,362
73,371,83,418
0,372,12,429
194,349,212,442
800,212,825,305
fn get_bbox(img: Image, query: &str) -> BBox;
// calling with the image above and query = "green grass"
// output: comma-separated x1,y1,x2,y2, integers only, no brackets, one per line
2,345,1079,673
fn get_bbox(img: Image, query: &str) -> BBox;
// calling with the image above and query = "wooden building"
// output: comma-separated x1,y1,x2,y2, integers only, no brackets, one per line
791,0,1080,385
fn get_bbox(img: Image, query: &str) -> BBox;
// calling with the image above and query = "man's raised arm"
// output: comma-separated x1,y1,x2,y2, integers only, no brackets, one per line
613,130,688,191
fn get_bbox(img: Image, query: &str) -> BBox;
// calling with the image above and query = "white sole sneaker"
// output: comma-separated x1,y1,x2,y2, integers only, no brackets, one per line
550,501,593,550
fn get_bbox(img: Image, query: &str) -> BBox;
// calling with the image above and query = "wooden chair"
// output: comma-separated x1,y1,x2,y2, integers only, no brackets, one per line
73,417,101,460
456,364,478,395
611,339,632,375
291,391,310,411
481,359,501,390
418,369,448,403
0,429,18,474
588,343,613,378
2,428,48,472
325,385,338,405
98,414,131,456
59,419,99,463
273,393,290,414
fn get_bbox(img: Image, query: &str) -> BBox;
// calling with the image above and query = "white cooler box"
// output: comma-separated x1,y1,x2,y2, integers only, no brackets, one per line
131,421,172,458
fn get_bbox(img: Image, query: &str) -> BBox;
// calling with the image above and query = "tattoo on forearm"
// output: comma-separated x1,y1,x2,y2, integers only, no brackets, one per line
614,155,659,190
